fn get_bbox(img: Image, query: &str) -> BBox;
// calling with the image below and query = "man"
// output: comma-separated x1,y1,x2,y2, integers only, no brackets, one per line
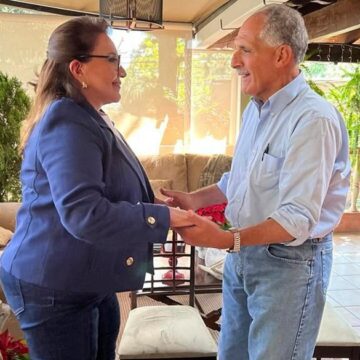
162,4,350,360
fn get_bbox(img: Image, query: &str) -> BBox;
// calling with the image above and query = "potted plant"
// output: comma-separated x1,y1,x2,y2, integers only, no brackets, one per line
0,330,29,360
0,72,30,202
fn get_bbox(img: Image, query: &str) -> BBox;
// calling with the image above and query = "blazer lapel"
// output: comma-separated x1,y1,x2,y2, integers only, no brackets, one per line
111,127,149,193
81,103,150,199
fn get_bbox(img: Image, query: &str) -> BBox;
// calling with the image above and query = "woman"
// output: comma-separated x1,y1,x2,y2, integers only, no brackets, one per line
0,16,191,359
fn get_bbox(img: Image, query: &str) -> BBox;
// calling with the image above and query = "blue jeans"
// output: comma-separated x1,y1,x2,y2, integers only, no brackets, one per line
218,235,333,360
0,267,120,360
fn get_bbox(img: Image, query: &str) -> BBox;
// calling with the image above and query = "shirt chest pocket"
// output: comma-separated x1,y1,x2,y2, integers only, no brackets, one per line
253,153,284,188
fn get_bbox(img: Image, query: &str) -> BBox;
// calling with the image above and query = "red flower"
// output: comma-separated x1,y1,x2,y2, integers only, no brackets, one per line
0,330,29,360
196,202,230,229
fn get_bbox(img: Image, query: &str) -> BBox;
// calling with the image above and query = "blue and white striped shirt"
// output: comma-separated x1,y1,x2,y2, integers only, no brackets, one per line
218,73,351,246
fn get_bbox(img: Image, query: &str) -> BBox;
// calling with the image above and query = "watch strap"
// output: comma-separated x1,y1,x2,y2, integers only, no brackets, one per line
227,228,241,253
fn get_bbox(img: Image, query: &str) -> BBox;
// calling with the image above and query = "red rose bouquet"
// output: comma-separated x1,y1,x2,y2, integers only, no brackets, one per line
196,202,231,230
0,330,29,360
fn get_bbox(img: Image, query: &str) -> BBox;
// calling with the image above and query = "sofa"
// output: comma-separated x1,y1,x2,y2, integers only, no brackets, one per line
0,202,19,239
139,153,232,197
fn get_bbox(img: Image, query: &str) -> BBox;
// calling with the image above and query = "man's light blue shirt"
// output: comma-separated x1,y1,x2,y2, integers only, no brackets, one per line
218,73,351,245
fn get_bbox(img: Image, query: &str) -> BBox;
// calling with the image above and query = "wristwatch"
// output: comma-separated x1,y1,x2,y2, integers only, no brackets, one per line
227,228,241,253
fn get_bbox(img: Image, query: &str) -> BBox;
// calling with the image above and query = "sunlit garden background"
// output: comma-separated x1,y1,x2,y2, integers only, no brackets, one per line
0,5,359,211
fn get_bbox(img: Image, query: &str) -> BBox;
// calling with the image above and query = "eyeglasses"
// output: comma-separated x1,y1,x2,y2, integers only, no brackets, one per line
77,54,121,68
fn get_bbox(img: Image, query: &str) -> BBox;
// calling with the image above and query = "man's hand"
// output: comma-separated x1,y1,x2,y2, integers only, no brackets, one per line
174,211,233,249
160,188,195,210
154,197,166,205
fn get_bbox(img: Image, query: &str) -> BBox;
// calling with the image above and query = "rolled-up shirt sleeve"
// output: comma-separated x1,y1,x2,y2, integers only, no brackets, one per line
217,171,230,195
270,114,342,245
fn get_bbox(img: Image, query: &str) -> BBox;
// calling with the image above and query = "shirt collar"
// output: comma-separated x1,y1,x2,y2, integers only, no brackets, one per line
251,72,309,115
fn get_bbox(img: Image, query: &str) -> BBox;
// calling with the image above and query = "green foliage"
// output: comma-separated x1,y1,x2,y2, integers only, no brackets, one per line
304,62,327,78
0,72,30,201
0,5,34,14
191,51,231,136
327,66,360,211
301,63,325,97
327,67,360,164
120,35,163,115
120,34,231,131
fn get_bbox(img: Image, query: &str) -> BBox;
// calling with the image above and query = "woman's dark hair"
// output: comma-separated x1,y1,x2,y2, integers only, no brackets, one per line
21,16,109,151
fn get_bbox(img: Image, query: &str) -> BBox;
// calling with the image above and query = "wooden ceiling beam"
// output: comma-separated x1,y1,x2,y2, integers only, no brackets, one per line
313,28,360,45
209,28,237,49
304,0,360,42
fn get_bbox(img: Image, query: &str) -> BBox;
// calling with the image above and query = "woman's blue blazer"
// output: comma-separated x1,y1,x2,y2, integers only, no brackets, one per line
1,98,170,293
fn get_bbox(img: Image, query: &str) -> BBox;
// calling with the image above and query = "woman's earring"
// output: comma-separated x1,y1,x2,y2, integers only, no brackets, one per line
81,81,88,89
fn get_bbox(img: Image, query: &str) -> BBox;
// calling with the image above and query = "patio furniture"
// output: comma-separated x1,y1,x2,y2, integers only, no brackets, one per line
130,231,222,329
314,301,360,360
118,232,217,360
130,231,196,309
118,305,217,360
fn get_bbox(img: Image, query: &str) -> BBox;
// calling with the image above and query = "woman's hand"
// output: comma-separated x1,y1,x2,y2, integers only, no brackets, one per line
169,207,195,228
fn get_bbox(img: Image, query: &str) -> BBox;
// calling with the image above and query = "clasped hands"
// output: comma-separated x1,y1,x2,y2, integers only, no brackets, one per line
158,189,231,249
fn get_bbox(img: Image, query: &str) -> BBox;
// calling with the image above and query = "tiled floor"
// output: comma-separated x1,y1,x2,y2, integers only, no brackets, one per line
327,232,360,337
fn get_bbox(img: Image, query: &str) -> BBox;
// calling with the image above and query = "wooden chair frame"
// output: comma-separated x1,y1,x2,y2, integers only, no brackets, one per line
131,231,196,309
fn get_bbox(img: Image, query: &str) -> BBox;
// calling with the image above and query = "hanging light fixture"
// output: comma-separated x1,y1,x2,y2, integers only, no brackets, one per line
99,0,163,31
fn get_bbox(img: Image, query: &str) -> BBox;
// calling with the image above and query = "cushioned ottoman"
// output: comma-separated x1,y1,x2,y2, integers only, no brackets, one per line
314,301,360,359
118,305,217,359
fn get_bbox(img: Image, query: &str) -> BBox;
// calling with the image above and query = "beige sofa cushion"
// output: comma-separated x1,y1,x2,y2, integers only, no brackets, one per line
140,154,188,192
149,179,172,201
0,226,13,247
199,154,232,188
0,301,11,332
186,154,232,192
185,154,212,193
0,202,20,232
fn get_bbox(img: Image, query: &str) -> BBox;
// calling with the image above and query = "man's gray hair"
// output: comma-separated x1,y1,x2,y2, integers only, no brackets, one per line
255,4,308,64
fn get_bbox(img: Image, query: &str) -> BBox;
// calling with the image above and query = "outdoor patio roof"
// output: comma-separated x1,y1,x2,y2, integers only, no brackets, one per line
1,0,359,62
208,0,360,63
0,0,231,24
